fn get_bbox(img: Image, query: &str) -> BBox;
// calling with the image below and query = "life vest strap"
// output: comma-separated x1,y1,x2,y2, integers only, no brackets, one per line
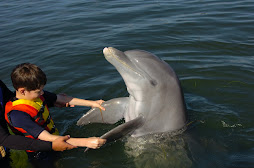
50,126,56,134
41,115,51,127
33,101,45,121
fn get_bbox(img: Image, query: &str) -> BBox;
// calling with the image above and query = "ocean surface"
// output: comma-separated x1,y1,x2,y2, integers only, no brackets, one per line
0,0,253,168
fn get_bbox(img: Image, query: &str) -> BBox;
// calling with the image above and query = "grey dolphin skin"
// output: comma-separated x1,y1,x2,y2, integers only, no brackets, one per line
77,47,187,142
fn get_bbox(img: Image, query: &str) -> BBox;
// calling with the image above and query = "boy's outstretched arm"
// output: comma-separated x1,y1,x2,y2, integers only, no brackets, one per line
55,94,105,111
38,130,106,149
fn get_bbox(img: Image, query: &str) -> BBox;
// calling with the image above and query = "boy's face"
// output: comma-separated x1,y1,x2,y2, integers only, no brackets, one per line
24,86,44,101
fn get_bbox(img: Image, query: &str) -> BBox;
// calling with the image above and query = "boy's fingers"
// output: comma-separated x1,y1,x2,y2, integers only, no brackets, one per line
62,135,71,140
100,106,106,111
65,103,75,107
101,138,106,145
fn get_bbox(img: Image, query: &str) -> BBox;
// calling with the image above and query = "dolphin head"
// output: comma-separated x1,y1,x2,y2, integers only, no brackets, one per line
103,47,169,102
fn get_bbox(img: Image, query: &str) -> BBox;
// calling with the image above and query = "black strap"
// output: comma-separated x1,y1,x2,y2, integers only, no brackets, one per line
33,101,46,122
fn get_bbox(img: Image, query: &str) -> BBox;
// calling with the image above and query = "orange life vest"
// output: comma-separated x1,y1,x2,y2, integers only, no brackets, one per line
5,96,59,152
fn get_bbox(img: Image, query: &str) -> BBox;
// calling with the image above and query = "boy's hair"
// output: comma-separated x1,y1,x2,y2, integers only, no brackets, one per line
11,63,47,91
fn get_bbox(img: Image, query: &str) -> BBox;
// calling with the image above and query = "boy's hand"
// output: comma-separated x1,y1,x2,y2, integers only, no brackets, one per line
52,135,77,151
91,100,105,111
86,137,106,149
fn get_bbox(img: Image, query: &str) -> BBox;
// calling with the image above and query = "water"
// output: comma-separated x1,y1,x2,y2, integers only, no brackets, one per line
0,0,254,167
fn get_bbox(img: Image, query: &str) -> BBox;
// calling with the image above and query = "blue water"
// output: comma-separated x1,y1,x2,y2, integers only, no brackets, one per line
0,0,254,167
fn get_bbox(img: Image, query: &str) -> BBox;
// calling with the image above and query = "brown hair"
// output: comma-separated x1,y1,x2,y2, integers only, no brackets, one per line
11,63,47,91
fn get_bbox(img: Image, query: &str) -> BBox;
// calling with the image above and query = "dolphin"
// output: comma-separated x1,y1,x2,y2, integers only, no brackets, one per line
77,47,187,139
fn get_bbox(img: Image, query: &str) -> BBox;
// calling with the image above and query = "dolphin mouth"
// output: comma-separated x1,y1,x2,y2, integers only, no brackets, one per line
103,47,142,77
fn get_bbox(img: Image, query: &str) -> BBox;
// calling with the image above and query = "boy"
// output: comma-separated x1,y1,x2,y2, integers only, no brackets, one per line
5,63,106,161
1,80,75,167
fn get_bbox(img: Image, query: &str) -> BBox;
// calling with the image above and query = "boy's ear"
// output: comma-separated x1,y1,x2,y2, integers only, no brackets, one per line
17,88,26,95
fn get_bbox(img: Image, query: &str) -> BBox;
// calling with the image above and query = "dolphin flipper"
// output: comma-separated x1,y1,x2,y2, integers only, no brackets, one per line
77,97,129,125
84,116,145,152
100,116,144,142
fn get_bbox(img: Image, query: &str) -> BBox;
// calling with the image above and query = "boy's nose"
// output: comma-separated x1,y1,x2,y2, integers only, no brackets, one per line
40,90,44,95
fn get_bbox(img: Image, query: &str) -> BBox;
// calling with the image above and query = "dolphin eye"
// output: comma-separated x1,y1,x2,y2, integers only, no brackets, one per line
150,80,157,86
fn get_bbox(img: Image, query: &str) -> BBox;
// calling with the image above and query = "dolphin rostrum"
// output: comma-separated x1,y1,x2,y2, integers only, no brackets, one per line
77,47,187,141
